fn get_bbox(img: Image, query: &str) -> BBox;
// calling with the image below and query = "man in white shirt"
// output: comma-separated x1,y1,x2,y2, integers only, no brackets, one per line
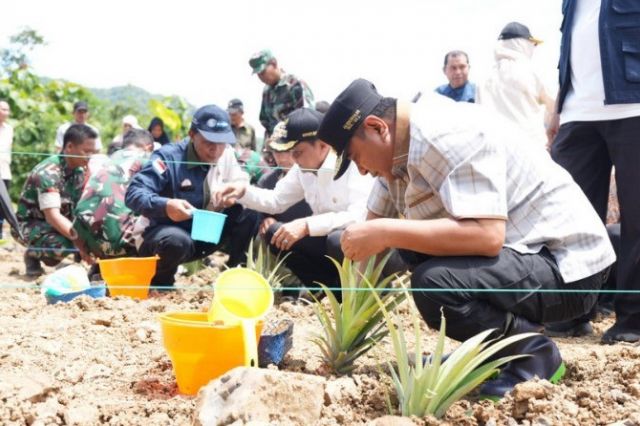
547,0,640,343
0,100,13,238
55,101,102,152
319,79,614,399
214,108,373,295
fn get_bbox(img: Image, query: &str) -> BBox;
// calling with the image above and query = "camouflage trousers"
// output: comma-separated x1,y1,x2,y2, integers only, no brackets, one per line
12,220,75,266
72,216,136,259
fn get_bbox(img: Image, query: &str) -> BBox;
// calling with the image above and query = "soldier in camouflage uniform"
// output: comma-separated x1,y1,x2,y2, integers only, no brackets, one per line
249,49,314,143
73,129,154,259
227,98,266,183
12,124,98,276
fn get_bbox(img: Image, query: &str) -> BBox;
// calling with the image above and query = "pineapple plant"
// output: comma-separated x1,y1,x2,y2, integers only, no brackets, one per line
311,253,406,375
370,285,536,418
245,238,291,291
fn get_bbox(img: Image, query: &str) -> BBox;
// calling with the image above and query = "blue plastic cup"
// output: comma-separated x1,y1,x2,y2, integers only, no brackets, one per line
191,209,227,244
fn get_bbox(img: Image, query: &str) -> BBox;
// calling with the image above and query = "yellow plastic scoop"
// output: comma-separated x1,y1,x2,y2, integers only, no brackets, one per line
208,268,273,367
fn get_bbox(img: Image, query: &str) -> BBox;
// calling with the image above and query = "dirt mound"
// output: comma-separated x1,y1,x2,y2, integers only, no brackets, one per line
1,242,638,425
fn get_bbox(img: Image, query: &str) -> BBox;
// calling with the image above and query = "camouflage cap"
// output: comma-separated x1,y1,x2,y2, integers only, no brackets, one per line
249,49,275,74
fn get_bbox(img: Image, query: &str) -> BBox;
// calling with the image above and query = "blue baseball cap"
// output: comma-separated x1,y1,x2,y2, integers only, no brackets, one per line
191,105,236,144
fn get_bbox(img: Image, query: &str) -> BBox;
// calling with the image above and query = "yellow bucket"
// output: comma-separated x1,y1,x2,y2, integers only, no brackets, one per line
98,256,158,299
208,268,274,368
158,311,263,395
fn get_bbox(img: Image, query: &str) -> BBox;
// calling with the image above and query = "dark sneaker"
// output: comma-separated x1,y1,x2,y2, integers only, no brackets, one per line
24,254,44,277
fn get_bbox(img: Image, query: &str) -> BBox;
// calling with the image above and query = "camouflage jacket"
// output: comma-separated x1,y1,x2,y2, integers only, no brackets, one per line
16,155,86,224
73,149,150,257
259,72,314,136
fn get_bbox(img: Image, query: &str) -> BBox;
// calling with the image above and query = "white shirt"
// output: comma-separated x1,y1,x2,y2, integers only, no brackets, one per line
0,122,13,180
561,0,640,124
477,39,555,147
239,151,373,237
369,96,615,283
205,146,250,208
54,122,103,151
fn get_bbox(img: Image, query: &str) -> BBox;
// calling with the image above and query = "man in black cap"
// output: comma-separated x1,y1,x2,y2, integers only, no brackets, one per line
213,108,373,296
125,104,259,288
55,101,102,152
317,79,615,399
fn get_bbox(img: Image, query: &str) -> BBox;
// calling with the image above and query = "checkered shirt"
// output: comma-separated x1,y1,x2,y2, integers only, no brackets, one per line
368,95,615,283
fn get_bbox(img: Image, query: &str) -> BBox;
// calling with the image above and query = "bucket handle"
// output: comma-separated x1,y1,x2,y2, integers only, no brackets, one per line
241,319,259,368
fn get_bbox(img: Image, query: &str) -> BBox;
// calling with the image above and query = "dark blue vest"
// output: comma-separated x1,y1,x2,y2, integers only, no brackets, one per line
558,0,640,112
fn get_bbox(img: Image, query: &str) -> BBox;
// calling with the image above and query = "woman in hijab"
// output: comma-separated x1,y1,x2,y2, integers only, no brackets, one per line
148,117,171,146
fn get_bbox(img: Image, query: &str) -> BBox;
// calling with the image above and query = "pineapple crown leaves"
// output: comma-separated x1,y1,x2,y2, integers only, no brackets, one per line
245,238,291,289
369,283,536,418
310,253,407,375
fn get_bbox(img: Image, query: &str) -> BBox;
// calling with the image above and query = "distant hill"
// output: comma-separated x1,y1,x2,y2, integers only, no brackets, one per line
91,84,167,113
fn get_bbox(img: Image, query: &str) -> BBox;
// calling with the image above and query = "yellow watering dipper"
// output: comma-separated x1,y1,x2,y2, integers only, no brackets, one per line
207,268,274,367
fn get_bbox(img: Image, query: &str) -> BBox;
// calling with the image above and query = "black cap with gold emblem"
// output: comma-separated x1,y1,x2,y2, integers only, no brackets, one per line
317,78,383,180
269,108,325,152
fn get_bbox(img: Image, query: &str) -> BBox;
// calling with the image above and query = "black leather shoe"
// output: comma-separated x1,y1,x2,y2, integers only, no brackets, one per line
602,323,640,344
545,320,594,338
478,334,565,400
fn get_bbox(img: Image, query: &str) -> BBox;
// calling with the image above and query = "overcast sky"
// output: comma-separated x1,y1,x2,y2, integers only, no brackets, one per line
2,0,562,129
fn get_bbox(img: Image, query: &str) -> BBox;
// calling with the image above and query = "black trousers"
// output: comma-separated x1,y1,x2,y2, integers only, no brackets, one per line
139,205,259,286
406,248,607,342
551,117,640,330
264,222,343,292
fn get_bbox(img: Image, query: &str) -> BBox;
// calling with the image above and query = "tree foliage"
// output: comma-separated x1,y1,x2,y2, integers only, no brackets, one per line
0,28,193,201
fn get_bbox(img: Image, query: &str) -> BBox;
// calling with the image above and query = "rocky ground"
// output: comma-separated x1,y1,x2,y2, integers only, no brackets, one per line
0,237,639,425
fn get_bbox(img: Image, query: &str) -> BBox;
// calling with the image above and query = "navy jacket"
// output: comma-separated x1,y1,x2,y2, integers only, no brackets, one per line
125,138,209,233
558,0,640,112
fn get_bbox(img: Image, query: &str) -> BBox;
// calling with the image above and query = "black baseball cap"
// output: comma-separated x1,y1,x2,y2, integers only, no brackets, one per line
498,22,543,44
73,101,89,112
191,105,235,144
269,108,324,152
317,78,383,180
227,98,244,114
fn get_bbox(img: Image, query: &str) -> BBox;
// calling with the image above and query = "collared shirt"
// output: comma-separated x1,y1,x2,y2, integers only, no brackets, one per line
232,122,257,151
368,95,615,283
16,155,86,223
239,151,373,237
54,121,103,151
0,122,13,180
259,71,314,135
434,81,476,103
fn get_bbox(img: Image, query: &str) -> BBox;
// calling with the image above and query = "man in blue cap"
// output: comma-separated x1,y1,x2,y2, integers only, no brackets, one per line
317,79,614,399
125,105,259,288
